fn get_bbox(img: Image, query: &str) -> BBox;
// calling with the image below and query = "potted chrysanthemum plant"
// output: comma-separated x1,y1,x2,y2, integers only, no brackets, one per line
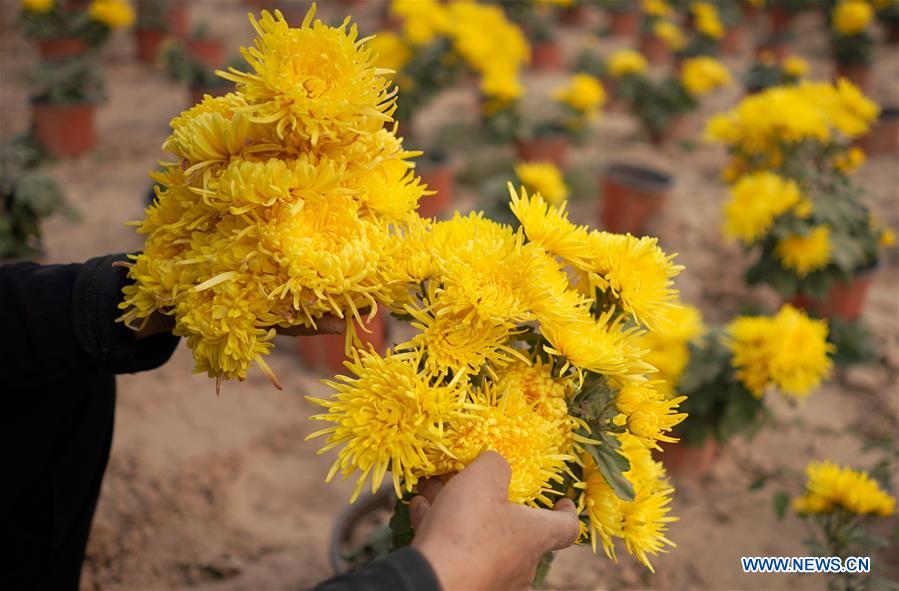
744,53,809,94
655,305,833,477
681,1,726,58
21,0,134,59
0,134,78,262
601,0,641,37
638,0,678,64
603,48,647,112
621,56,731,146
29,56,106,157
830,0,875,92
705,80,889,322
876,0,899,43
779,461,897,591
161,42,243,107
134,0,184,64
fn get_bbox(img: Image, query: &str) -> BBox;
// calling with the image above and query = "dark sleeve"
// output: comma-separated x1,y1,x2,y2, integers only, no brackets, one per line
312,548,441,591
0,253,179,388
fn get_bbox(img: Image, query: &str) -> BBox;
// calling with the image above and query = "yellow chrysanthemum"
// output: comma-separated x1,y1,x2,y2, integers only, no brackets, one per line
723,172,809,245
726,305,833,398
680,56,731,97
577,433,677,571
368,30,412,74
776,226,832,277
832,146,866,173
782,56,809,78
642,0,672,17
307,349,465,501
639,304,706,394
554,74,606,118
653,20,685,51
608,49,648,78
692,1,725,38
833,0,873,35
515,161,570,206
509,185,593,268
441,385,573,506
793,461,896,516
614,381,687,450
390,0,451,46
22,0,53,13
88,0,134,28
219,8,395,143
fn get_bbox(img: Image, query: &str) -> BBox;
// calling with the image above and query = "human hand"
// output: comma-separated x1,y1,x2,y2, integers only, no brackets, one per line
132,313,345,340
410,451,579,591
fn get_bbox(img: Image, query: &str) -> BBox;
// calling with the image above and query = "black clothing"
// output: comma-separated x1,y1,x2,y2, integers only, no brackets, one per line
1,254,440,591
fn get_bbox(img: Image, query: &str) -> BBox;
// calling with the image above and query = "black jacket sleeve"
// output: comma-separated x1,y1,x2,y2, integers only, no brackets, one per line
1,253,179,388
312,548,441,591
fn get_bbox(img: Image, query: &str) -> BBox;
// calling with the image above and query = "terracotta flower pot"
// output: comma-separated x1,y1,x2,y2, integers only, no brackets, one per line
721,24,745,55
857,107,899,155
296,311,389,375
638,33,670,65
888,22,899,44
135,27,168,64
649,113,693,146
167,5,188,39
608,9,640,37
186,38,225,69
37,37,88,60
769,7,794,33
417,162,455,219
600,162,672,235
834,63,871,93
189,85,230,106
790,266,879,321
530,41,564,71
515,135,569,168
560,4,591,27
32,101,96,158
658,438,720,478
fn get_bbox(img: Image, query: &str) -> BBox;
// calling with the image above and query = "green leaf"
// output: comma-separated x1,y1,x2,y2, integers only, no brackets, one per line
388,497,415,550
585,432,635,501
773,491,790,520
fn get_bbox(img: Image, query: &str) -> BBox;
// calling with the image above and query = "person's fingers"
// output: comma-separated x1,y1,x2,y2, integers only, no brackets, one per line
453,450,512,500
418,477,445,504
409,495,431,530
277,315,346,336
526,498,580,551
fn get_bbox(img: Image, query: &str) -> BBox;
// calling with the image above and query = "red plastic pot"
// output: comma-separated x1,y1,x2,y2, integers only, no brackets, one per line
32,101,96,158
608,9,639,37
530,41,564,71
657,438,719,478
769,6,794,33
515,135,569,168
189,85,230,107
721,24,745,55
790,266,878,321
600,162,672,235
167,5,188,39
186,38,225,69
638,33,670,64
135,28,168,64
417,163,455,219
560,4,591,27
296,311,389,375
835,63,871,93
857,107,899,155
37,37,88,60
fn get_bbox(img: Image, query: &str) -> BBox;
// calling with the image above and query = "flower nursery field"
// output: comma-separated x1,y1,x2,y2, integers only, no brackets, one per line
2,1,898,590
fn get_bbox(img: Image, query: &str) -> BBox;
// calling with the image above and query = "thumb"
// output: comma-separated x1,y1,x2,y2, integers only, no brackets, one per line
529,497,580,552
453,450,512,501
409,495,431,530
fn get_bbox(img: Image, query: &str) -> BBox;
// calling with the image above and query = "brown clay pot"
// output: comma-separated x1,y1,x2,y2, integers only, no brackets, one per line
649,113,693,146
167,5,188,39
560,4,591,27
189,85,230,106
756,38,788,61
638,33,670,65
600,162,672,235
417,162,455,219
721,24,745,55
530,41,564,71
888,22,899,44
790,266,879,321
32,102,96,158
37,37,88,60
769,7,794,33
834,63,871,93
608,9,640,37
658,438,719,478
135,28,168,64
857,107,899,155
296,311,389,375
186,38,225,69
515,135,569,168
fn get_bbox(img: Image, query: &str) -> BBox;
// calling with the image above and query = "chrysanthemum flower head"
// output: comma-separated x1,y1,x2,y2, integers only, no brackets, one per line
775,226,832,277
515,161,569,206
680,56,730,97
554,74,606,119
653,20,685,50
614,381,687,449
793,461,895,516
88,0,134,28
833,0,873,35
608,49,648,78
723,172,809,245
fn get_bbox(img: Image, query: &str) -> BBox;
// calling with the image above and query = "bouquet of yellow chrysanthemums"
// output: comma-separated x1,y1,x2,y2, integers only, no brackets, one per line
706,80,893,303
655,304,833,446
120,7,425,389
309,187,689,571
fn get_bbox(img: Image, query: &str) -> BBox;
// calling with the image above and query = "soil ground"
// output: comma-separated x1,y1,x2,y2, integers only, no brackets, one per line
1,1,897,590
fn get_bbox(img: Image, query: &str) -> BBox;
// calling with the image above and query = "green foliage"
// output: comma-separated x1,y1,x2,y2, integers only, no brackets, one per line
162,43,243,88
773,491,791,520
394,38,461,122
0,135,76,260
389,496,415,549
828,317,878,366
834,31,874,66
676,330,767,446
620,75,697,139
136,0,171,31
744,62,799,93
573,47,606,78
29,57,106,105
20,2,112,46
533,551,556,588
